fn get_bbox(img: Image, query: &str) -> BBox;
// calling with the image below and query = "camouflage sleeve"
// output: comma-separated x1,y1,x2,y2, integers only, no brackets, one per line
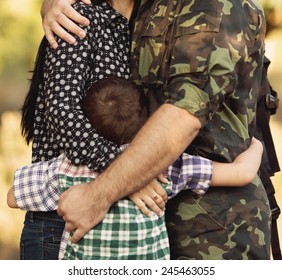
164,9,223,127
132,2,225,127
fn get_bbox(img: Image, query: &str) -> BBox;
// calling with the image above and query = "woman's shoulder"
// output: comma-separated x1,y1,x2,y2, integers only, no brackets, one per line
72,2,106,19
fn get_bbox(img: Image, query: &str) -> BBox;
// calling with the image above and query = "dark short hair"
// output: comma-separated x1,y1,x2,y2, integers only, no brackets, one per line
82,76,148,146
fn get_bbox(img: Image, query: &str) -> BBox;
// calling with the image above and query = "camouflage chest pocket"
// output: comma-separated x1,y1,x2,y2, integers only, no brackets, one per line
136,17,172,86
170,11,222,80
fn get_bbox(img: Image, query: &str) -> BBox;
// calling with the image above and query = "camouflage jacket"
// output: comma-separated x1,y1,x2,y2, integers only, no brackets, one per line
131,0,266,163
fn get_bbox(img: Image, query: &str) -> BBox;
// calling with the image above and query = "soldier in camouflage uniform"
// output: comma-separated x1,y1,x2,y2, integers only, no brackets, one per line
41,0,271,259
130,0,271,259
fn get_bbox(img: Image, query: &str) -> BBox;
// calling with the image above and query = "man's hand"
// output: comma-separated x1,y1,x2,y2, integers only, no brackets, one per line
41,0,91,49
129,179,168,217
57,181,111,243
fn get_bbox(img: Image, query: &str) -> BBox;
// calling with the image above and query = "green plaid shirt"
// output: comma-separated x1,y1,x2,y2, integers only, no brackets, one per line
58,158,170,260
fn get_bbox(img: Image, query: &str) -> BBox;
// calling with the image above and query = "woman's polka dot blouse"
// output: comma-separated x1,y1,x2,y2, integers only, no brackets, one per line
31,2,131,172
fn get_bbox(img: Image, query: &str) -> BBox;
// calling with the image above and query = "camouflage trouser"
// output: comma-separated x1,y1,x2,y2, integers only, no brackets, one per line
165,176,271,260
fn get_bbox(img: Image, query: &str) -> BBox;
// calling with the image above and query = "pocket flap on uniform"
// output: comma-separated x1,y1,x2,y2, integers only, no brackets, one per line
175,11,221,37
141,17,172,37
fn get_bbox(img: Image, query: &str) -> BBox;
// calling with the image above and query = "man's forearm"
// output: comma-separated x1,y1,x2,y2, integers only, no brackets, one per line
93,104,201,204
57,103,201,243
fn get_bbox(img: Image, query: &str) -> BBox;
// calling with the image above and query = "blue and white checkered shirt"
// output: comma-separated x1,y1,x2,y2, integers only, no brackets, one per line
14,153,212,212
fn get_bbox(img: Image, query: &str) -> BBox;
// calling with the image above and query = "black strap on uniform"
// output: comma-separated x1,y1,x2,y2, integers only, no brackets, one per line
259,163,281,259
256,57,281,260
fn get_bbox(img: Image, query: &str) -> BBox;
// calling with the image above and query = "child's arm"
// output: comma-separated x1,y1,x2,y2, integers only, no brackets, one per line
211,137,263,186
8,157,62,211
7,187,18,208
167,137,263,197
130,137,262,216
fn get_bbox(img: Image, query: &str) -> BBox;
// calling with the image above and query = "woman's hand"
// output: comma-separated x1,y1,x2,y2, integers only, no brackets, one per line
129,178,168,217
41,0,91,49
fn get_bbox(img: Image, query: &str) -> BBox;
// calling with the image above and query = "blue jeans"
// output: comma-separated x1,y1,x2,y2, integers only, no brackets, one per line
20,211,65,260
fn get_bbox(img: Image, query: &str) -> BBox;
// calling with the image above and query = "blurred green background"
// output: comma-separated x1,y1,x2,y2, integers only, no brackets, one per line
0,0,282,259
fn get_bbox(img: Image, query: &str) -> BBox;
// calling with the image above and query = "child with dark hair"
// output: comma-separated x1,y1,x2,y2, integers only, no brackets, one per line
8,76,263,260
82,76,148,146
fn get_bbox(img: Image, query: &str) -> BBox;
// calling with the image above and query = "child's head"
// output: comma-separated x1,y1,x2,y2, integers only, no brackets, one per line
82,76,148,146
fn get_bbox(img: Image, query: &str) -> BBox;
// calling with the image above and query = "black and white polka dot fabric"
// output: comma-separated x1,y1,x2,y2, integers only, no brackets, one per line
32,2,131,172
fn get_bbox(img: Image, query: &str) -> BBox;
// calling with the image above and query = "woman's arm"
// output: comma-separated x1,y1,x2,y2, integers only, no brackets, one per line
43,3,120,172
41,0,91,49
